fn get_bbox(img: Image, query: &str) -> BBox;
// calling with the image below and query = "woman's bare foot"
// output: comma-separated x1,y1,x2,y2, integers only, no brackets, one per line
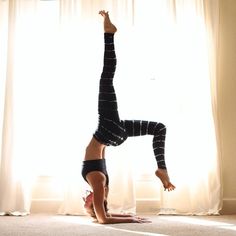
155,169,176,191
99,10,117,33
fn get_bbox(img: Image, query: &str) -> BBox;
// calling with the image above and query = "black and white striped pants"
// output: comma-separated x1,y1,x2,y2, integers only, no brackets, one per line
93,33,167,169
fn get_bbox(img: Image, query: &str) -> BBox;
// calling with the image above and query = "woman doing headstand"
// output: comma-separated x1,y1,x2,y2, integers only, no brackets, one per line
82,10,175,224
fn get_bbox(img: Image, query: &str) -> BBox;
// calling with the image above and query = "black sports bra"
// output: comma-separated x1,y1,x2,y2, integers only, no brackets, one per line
81,159,109,186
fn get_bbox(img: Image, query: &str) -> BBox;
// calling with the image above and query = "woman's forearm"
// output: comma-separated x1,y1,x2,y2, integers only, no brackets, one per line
99,216,135,224
99,215,151,224
109,213,134,217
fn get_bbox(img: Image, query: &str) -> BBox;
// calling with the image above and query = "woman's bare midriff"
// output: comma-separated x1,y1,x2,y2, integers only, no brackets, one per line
84,137,106,161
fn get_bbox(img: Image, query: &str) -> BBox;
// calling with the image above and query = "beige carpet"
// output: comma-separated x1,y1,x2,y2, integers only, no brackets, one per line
0,214,236,236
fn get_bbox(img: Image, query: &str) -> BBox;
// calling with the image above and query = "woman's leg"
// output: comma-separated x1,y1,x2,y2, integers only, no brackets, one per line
93,11,127,146
122,119,175,191
122,120,166,169
98,10,118,119
98,32,118,117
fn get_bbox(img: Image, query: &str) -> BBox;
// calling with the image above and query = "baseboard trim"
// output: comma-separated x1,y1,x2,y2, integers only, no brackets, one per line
221,198,236,214
31,198,234,214
136,199,160,213
30,198,160,214
30,199,63,213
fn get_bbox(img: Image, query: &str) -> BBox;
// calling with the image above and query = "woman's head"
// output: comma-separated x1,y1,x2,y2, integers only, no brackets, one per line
83,191,108,218
83,191,96,218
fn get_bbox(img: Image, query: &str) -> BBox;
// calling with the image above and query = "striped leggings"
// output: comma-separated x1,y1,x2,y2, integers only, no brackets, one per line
93,33,167,169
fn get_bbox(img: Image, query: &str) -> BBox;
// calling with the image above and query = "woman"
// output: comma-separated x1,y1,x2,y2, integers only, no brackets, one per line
82,10,175,224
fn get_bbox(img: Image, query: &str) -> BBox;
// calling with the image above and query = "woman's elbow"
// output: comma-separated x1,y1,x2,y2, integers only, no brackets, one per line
97,215,110,224
97,218,108,224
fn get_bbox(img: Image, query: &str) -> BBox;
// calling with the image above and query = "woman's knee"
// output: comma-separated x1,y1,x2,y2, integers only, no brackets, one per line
155,122,166,135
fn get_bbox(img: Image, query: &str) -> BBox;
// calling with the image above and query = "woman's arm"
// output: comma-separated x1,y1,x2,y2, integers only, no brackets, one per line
109,213,133,217
93,190,150,223
87,172,151,224
106,213,150,223
93,188,150,224
102,216,149,224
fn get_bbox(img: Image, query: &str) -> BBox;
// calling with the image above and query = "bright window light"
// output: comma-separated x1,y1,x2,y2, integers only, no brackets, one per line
9,0,217,194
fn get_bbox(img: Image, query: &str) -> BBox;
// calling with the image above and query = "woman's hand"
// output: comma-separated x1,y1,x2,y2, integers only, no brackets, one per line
109,213,150,221
130,216,152,223
99,215,151,224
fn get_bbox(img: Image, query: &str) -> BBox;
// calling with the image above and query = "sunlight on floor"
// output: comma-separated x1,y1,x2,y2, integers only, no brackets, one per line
105,226,168,236
53,215,101,227
54,215,169,235
52,215,236,235
159,216,236,231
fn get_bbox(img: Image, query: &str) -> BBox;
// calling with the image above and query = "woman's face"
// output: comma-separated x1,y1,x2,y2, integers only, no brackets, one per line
84,186,109,218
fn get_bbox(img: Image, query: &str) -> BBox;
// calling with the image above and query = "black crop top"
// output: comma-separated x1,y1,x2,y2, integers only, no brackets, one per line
81,159,109,186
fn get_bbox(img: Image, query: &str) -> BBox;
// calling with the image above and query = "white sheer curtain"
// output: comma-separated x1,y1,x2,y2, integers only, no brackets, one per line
0,0,221,216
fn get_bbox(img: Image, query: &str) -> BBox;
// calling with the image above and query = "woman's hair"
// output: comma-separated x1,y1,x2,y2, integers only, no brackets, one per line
83,191,108,219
